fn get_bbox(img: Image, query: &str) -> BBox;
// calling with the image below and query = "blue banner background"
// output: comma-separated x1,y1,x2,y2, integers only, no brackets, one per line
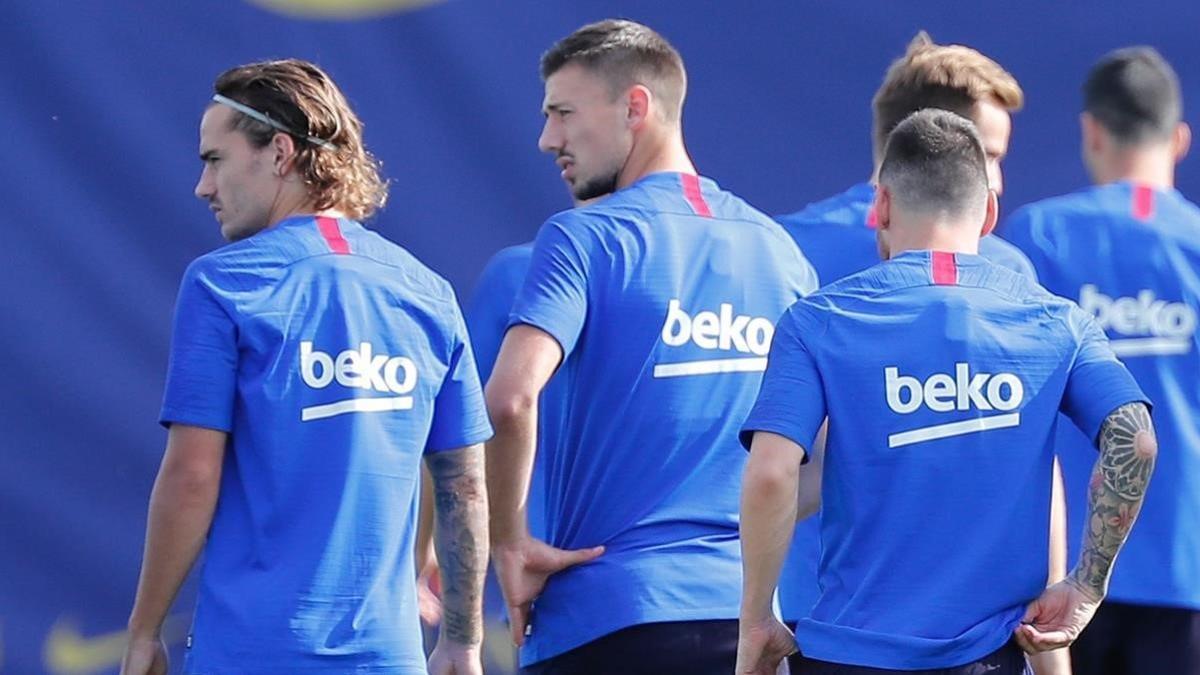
3,1,1199,673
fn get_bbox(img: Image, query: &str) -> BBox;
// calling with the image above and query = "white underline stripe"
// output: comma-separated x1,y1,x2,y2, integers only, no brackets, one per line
652,357,768,378
888,412,1021,448
1109,337,1191,357
301,396,414,421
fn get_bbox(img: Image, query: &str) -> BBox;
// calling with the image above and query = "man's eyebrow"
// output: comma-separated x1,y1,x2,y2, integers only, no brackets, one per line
199,149,216,161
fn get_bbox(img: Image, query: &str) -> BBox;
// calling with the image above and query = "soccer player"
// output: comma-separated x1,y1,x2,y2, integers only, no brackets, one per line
120,59,491,675
738,109,1156,675
772,35,1073,675
1002,47,1199,675
485,19,818,674
778,31,1034,283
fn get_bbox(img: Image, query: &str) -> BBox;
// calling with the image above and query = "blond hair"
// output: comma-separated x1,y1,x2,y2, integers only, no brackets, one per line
872,32,1024,158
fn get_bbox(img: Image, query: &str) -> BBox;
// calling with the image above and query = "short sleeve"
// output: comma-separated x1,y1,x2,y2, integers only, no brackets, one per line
426,299,495,454
998,206,1049,274
508,220,590,358
739,305,827,458
1060,311,1151,444
465,247,530,381
159,263,238,431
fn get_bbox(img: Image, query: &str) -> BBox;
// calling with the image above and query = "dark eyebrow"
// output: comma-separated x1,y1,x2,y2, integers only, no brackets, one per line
544,102,568,113
199,150,217,161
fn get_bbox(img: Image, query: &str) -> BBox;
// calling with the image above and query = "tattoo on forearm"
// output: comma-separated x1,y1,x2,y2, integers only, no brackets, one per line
425,445,489,645
1070,402,1156,599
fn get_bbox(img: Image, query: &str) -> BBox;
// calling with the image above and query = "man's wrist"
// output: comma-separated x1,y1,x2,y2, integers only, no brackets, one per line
1064,569,1105,603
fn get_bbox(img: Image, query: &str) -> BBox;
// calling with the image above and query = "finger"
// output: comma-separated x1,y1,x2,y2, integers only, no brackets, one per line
1020,599,1041,623
555,545,605,569
509,603,530,646
1020,623,1072,652
1013,624,1038,654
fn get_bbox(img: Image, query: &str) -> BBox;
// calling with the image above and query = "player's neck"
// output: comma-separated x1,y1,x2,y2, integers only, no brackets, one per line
617,130,696,189
887,225,981,258
1092,149,1176,190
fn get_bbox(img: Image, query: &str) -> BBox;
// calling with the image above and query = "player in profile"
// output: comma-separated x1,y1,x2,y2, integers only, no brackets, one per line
120,59,491,675
484,19,818,674
772,34,1073,675
737,109,1156,675
1002,47,1199,675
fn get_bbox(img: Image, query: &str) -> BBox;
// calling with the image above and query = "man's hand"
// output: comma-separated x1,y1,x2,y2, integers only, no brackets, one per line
427,641,482,675
417,561,443,627
119,634,168,675
735,617,796,675
1015,577,1101,653
492,536,604,646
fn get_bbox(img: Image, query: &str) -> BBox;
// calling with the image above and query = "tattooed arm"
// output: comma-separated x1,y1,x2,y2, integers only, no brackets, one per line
424,444,488,674
1015,402,1157,654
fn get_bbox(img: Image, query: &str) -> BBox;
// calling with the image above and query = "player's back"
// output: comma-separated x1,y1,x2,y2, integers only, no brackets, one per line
509,172,818,663
1003,181,1200,608
784,250,1132,668
167,215,489,673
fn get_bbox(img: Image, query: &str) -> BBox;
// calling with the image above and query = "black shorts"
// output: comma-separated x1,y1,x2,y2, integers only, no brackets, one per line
520,619,738,675
1070,600,1200,675
788,638,1030,675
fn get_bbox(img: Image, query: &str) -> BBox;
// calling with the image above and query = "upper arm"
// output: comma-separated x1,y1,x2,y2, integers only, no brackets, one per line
485,325,563,421
159,264,238,431
465,251,528,381
508,220,591,358
739,307,827,458
161,424,228,486
1060,313,1151,446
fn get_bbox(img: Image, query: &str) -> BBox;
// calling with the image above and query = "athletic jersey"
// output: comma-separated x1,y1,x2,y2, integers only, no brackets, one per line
509,172,819,665
160,215,493,674
1003,181,1200,610
772,182,1038,624
465,243,560,538
778,182,1037,284
741,250,1147,670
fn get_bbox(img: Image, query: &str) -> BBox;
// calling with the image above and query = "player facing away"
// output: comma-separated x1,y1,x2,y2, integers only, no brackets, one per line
120,59,492,675
770,33,1073,675
737,109,1156,675
1002,47,1200,675
484,19,818,675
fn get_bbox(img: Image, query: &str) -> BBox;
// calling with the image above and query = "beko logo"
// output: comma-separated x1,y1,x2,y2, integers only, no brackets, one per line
654,299,775,378
1079,284,1196,357
299,342,417,421
884,364,1023,448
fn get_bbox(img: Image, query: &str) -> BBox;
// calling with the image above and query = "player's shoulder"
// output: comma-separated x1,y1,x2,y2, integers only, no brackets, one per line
777,184,873,228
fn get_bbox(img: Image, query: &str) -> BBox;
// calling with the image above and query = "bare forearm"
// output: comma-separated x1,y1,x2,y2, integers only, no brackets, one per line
427,445,489,646
1069,402,1156,599
416,463,436,574
483,399,537,546
740,447,800,621
128,466,220,635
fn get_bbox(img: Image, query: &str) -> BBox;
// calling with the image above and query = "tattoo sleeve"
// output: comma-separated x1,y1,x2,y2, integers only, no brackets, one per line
1069,402,1157,599
425,444,489,646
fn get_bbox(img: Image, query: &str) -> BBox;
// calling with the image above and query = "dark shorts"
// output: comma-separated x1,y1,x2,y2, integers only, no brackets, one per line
520,619,738,675
788,638,1030,675
1070,600,1200,675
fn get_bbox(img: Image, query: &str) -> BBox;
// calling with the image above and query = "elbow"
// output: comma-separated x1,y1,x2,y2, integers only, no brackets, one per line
742,451,800,502
484,380,537,431
159,459,222,506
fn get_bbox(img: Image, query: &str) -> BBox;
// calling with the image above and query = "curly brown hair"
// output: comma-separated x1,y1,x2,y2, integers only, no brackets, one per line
213,59,388,221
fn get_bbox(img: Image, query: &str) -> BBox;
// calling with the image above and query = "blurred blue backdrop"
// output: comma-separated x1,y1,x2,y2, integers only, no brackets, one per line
3,1,1199,673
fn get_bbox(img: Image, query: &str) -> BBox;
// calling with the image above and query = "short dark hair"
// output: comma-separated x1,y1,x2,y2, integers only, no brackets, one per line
1084,47,1182,145
872,32,1023,159
540,19,686,122
213,59,387,220
878,109,989,219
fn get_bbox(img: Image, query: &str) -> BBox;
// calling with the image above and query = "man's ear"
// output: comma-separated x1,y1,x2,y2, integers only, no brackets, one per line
1173,122,1191,164
981,189,999,237
626,84,651,131
270,132,299,176
874,184,892,230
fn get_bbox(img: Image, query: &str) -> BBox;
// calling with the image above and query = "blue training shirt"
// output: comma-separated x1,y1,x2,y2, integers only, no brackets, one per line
771,182,1038,624
1003,181,1200,610
741,250,1146,669
160,215,493,674
509,172,819,665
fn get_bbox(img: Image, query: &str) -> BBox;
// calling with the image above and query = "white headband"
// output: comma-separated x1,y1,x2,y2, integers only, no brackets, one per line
212,94,337,150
